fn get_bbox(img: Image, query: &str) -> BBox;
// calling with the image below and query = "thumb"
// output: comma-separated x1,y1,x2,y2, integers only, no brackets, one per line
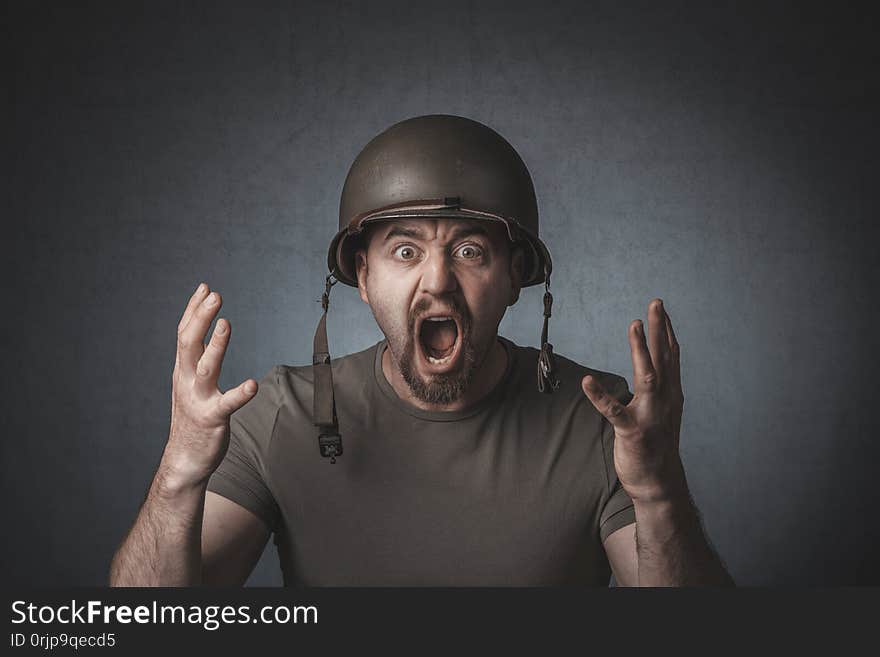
581,374,635,432
216,379,259,418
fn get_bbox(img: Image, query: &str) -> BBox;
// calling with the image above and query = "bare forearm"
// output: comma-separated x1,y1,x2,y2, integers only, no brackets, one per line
633,494,734,587
108,461,207,587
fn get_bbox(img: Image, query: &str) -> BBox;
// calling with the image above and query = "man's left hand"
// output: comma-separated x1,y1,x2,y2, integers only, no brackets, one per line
581,298,688,503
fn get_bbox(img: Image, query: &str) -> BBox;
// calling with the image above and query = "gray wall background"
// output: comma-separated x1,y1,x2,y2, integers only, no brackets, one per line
4,0,878,586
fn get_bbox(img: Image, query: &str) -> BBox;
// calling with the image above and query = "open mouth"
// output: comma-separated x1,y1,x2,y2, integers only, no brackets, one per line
416,314,462,369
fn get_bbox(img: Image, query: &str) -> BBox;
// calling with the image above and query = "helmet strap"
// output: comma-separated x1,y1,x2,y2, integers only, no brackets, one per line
537,269,560,394
313,274,343,463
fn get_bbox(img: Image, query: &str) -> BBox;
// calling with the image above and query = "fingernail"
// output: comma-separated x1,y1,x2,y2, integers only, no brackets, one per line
216,319,227,334
205,293,217,306
196,283,205,294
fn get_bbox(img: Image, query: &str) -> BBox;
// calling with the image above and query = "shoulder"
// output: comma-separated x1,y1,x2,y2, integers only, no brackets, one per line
234,342,379,430
502,336,632,405
272,340,381,395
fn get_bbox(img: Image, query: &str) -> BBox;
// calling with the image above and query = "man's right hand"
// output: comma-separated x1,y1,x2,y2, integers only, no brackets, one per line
160,282,258,491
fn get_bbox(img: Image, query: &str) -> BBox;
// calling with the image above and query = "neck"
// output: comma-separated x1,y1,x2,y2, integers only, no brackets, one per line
381,335,507,413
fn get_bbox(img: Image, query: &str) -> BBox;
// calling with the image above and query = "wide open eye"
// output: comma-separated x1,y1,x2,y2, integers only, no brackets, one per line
393,244,419,260
454,243,483,259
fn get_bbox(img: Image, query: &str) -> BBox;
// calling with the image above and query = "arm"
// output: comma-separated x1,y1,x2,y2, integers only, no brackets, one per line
603,494,734,587
631,492,733,586
109,283,263,586
109,475,270,586
108,462,205,586
585,298,734,587
201,492,271,586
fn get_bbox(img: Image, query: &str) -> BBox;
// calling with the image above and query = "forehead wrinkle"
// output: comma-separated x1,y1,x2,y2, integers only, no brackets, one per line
379,219,497,245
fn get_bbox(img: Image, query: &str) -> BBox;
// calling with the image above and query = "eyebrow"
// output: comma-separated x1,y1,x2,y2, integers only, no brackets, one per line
382,223,491,243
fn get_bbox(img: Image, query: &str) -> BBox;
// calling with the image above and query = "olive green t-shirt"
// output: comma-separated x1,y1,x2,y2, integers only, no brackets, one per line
206,335,636,586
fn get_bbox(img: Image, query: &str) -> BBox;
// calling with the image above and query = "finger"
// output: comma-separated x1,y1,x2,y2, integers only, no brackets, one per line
177,291,222,377
648,298,670,386
174,340,205,379
178,282,210,334
195,318,231,393
629,318,659,395
217,379,258,417
581,374,636,433
174,283,209,375
663,308,682,391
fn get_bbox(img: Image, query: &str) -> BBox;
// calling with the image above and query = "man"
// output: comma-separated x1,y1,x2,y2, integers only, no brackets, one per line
109,115,733,586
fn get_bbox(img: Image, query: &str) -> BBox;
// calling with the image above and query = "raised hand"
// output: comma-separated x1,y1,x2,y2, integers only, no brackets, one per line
581,298,688,503
162,283,258,489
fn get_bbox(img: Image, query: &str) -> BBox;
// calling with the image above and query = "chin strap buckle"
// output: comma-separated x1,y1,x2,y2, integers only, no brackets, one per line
318,431,343,464
321,274,337,311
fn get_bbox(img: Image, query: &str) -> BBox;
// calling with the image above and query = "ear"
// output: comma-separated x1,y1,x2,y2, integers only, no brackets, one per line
508,243,524,306
355,248,370,305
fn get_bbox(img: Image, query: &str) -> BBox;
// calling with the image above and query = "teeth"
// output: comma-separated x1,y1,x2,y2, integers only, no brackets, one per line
424,316,452,322
427,354,453,364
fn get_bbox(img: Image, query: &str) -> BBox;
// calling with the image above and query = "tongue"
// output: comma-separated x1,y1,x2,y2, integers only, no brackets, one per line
421,320,457,357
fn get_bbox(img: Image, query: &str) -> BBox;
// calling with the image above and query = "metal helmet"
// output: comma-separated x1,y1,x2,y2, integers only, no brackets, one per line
328,114,552,288
313,115,560,463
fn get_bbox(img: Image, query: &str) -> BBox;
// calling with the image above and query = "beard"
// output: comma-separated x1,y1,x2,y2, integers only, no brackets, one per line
394,295,481,405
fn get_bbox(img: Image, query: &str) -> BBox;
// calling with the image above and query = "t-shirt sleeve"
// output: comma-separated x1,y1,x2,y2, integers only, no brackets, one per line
598,375,636,543
206,366,282,533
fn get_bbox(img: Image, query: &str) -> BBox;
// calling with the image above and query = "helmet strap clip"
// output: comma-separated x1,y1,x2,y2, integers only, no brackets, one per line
537,269,560,393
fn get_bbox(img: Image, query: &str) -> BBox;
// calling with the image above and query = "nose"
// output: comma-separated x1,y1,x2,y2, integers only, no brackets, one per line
419,250,458,296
